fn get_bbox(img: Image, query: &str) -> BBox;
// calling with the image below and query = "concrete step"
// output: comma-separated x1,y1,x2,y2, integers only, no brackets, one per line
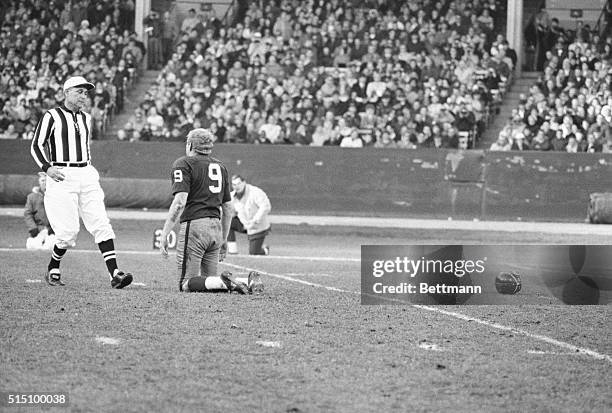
513,79,538,86
506,91,527,100
479,72,541,147
521,71,541,79
104,70,159,139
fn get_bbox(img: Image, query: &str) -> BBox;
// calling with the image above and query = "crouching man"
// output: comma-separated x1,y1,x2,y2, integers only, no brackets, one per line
24,173,56,250
227,175,272,255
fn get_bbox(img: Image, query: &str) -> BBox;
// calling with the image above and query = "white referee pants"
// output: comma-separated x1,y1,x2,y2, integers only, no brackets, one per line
44,165,115,249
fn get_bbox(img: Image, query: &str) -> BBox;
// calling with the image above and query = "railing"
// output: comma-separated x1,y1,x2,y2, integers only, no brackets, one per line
223,0,239,26
594,0,611,36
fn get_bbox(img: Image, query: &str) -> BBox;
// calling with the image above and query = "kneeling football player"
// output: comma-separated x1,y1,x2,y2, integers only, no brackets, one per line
159,128,263,294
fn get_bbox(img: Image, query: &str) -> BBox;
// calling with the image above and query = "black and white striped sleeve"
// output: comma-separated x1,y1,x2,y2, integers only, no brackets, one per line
31,110,54,172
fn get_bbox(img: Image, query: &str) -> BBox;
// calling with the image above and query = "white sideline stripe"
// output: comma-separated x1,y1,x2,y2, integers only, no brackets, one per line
411,305,612,363
1,207,610,235
230,254,360,262
2,247,610,363
527,350,586,356
223,262,612,364
25,279,42,283
285,272,333,277
222,262,350,293
0,248,359,262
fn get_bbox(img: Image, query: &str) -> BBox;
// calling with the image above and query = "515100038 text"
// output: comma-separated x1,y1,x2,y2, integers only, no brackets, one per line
0,392,69,407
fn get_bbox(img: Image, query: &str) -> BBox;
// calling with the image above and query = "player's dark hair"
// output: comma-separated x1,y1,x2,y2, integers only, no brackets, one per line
231,174,245,182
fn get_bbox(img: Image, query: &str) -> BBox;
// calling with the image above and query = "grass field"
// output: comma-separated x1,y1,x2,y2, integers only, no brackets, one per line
0,215,610,412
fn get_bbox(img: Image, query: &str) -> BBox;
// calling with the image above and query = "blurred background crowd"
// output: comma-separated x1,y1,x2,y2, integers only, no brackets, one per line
0,0,610,153
0,0,138,140
493,7,612,152
121,0,512,149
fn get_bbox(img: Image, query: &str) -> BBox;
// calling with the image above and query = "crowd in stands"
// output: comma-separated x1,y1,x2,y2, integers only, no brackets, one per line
122,0,514,149
0,0,139,140
494,13,612,153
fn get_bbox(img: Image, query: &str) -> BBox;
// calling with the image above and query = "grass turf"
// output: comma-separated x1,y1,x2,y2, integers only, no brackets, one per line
0,216,610,412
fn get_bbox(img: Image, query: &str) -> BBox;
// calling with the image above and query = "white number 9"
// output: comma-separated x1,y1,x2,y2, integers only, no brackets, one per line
209,163,222,193
173,170,183,183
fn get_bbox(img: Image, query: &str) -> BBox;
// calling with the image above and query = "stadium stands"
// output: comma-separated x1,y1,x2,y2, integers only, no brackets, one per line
0,0,139,140
124,0,513,149
495,11,612,153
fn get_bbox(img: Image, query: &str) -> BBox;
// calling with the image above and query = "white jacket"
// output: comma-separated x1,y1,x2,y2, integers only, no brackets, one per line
231,184,271,235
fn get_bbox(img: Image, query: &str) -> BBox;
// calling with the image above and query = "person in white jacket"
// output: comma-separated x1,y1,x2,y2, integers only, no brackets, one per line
227,175,271,255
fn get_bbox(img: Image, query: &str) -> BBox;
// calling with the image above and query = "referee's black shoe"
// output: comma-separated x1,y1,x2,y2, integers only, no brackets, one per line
45,269,65,286
111,270,133,289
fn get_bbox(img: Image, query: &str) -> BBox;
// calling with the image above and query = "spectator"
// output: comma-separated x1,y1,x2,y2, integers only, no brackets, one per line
131,0,508,148
144,11,163,69
181,9,199,34
340,130,363,148
161,11,177,62
258,114,282,143
501,22,611,151
146,107,165,138
24,173,56,250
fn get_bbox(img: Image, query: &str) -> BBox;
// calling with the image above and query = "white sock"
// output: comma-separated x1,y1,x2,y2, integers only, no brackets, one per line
205,276,228,290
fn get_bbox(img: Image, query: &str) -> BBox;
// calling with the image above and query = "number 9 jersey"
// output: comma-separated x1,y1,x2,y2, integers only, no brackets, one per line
170,155,231,223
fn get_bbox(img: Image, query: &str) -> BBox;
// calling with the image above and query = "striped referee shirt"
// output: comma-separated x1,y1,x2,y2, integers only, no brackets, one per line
31,105,92,172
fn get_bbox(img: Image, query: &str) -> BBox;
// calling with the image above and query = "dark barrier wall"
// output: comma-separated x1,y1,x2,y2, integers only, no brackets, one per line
1,140,611,221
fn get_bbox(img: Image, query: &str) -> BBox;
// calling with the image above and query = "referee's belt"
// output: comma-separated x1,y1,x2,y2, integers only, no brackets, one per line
52,161,90,167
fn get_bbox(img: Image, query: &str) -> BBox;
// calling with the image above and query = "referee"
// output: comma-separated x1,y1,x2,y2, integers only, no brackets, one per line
30,76,133,289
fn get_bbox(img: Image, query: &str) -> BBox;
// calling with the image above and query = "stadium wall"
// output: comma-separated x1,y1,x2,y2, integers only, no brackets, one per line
1,140,610,222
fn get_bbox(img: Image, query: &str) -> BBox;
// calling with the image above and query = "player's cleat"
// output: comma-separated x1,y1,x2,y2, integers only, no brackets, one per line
45,269,65,286
263,245,270,256
111,270,133,289
248,271,264,294
220,271,249,294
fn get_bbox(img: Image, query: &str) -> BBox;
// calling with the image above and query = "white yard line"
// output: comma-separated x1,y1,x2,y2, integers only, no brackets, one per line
0,248,359,262
2,247,610,363
527,350,586,356
1,207,610,235
223,261,612,364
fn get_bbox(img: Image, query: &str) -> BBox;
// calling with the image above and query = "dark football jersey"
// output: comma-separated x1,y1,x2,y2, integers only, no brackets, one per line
170,155,231,223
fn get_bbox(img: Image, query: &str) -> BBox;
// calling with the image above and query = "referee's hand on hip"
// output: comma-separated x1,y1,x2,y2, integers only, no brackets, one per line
46,166,66,182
